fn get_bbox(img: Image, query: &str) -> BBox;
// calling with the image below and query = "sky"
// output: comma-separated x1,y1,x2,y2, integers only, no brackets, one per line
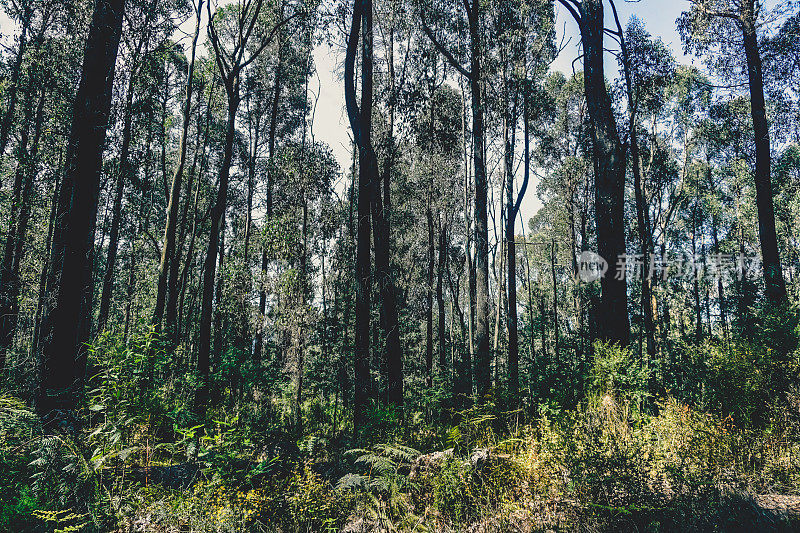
0,0,701,229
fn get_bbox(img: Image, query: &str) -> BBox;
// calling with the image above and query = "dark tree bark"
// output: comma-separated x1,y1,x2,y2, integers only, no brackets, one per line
212,219,226,369
437,217,447,379
740,0,786,304
560,0,630,346
507,85,531,401
467,1,491,401
371,166,403,406
36,0,126,429
195,99,235,420
371,14,403,407
344,0,374,429
424,204,435,388
422,0,489,400
551,240,560,363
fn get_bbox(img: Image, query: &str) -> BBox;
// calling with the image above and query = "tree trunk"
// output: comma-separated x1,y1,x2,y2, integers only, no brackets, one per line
212,219,226,369
611,0,655,359
371,18,402,407
551,240,560,363
507,85,530,401
32,165,61,364
708,162,727,335
741,2,786,304
437,217,447,379
154,0,203,333
36,0,125,429
426,206,434,388
468,0,491,400
574,0,629,346
195,92,238,420
344,0,373,430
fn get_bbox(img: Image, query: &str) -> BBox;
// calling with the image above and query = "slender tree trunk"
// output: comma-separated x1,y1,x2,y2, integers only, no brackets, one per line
154,0,203,333
693,201,702,342
612,0,654,358
123,230,137,342
295,198,308,435
507,85,530,401
426,206,434,388
212,220,226,369
504,85,517,400
195,92,238,420
437,217,447,379
371,23,402,408
32,167,61,364
467,0,491,400
464,93,474,401
741,2,786,304
173,83,214,344
708,163,727,335
344,0,373,429
36,0,125,428
551,240,560,363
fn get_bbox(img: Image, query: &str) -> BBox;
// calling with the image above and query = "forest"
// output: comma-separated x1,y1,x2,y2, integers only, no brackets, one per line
1,0,800,530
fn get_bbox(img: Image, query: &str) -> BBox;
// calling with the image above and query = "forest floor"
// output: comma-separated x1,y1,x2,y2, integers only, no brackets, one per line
3,390,800,532
3,344,800,532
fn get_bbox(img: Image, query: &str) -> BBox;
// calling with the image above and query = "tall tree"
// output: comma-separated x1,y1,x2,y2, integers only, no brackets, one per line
153,0,204,335
196,0,295,418
680,0,788,303
344,0,376,428
421,0,491,399
36,0,126,428
559,0,630,346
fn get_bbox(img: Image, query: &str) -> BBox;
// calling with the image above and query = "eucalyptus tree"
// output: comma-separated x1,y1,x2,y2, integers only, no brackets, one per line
196,0,300,419
557,0,630,346
36,0,126,428
679,0,791,304
152,0,204,339
610,8,675,359
419,0,492,399
344,0,378,427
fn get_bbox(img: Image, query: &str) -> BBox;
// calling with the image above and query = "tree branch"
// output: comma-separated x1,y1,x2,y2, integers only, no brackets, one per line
420,18,472,79
240,10,304,70
344,0,363,145
557,0,581,24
